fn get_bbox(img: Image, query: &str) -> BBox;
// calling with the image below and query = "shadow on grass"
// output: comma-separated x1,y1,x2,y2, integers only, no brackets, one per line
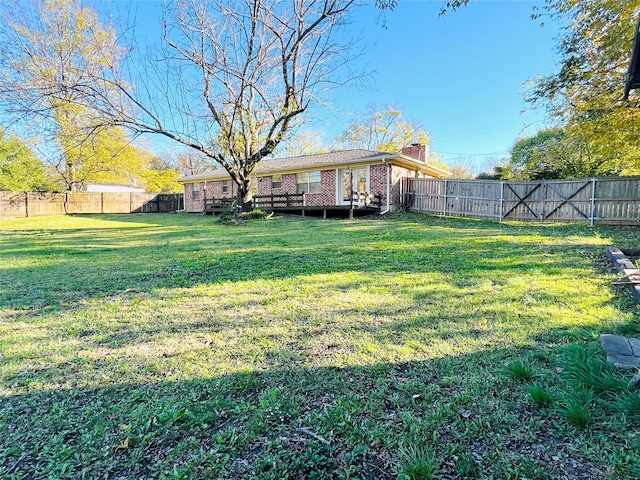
0,342,627,480
2,214,640,478
1,213,638,361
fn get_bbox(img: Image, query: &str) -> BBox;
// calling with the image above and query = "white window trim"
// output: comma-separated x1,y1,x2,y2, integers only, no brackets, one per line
272,174,282,189
338,166,369,205
297,171,321,194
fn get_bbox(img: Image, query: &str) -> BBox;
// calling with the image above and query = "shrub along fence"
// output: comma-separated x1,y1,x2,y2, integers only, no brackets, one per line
0,191,184,218
402,176,640,225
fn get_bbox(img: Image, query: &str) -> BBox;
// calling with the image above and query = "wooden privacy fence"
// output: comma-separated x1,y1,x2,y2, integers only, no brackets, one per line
402,177,640,225
0,191,184,218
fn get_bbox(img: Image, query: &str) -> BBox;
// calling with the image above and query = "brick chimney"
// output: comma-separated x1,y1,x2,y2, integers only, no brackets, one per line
401,143,427,162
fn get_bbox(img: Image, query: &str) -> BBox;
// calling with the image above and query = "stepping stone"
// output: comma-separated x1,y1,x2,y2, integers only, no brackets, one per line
600,334,640,369
629,338,640,356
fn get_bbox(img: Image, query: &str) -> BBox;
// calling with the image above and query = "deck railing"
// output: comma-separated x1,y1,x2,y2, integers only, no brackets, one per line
253,193,305,209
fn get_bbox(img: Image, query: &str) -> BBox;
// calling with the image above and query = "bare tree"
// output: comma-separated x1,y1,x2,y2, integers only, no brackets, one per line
173,151,217,177
0,0,357,210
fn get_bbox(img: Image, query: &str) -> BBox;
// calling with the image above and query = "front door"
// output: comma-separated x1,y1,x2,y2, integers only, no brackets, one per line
339,167,368,205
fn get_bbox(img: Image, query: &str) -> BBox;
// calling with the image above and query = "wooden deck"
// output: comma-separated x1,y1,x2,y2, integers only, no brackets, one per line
264,204,382,219
203,193,383,218
255,192,383,218
203,198,235,214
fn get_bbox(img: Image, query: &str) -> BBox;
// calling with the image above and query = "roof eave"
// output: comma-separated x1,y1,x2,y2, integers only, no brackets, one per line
177,153,395,183
176,152,449,182
394,155,450,178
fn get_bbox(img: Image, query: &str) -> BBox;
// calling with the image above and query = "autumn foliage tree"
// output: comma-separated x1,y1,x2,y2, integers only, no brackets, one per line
336,106,430,153
527,0,640,176
0,0,358,210
0,130,54,191
0,0,148,190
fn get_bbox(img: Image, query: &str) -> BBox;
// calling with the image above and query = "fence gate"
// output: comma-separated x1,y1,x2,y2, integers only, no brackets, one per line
501,182,543,220
501,180,595,223
403,176,640,225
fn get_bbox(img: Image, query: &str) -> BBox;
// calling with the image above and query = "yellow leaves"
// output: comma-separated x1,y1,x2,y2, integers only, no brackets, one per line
141,167,182,193
116,436,130,450
337,105,431,153
55,123,160,188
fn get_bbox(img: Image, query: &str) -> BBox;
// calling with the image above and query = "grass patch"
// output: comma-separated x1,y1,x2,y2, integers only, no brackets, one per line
559,392,594,428
562,343,628,395
0,213,639,478
455,452,479,479
397,444,439,480
527,385,552,408
501,360,535,381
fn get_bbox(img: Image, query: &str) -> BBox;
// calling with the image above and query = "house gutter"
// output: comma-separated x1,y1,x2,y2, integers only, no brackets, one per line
380,159,391,215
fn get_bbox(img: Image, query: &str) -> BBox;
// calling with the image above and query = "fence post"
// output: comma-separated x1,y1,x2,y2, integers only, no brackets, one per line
541,182,547,220
24,191,29,218
499,181,504,223
129,192,133,213
442,179,448,217
101,192,104,214
589,178,596,227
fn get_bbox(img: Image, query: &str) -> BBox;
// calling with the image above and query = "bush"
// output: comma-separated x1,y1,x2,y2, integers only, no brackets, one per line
240,208,270,220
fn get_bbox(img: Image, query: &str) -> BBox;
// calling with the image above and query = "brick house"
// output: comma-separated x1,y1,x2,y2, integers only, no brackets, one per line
177,145,448,214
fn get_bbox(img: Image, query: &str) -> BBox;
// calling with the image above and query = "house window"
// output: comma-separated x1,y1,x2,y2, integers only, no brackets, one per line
192,183,200,200
272,174,282,189
221,180,228,194
297,171,321,194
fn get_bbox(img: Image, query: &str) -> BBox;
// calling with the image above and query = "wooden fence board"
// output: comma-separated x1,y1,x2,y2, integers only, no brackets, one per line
0,192,183,217
0,192,28,217
404,177,640,225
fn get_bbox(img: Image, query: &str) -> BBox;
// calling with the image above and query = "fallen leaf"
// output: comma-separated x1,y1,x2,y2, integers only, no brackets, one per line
117,437,130,450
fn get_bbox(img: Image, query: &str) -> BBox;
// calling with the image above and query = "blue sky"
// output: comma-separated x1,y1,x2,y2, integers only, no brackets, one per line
326,0,562,172
111,0,562,173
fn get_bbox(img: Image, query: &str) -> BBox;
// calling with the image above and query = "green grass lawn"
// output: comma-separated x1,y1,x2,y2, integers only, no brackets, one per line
1,212,639,479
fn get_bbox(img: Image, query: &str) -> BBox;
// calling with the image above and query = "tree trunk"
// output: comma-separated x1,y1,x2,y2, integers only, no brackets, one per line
237,179,253,213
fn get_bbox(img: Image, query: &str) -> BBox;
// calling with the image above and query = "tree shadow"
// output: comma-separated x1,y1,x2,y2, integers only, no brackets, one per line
2,214,640,477
0,342,619,479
